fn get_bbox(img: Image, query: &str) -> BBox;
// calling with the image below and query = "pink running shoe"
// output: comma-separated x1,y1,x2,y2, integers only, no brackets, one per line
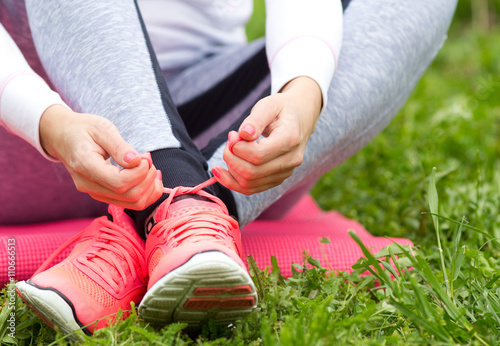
15,205,147,341
139,177,257,327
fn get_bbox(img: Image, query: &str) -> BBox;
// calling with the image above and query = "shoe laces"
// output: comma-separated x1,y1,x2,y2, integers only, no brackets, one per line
152,177,239,251
36,217,146,294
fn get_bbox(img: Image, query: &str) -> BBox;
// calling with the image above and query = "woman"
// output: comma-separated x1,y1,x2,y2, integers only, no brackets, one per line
1,0,457,338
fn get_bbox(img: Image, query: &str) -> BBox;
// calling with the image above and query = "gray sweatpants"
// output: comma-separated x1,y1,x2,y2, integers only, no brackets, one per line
0,0,457,226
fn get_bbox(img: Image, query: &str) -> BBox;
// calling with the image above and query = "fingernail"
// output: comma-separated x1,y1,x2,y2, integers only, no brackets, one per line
124,151,139,163
227,131,243,154
242,124,255,136
212,168,221,179
157,170,162,181
140,153,153,169
227,133,234,153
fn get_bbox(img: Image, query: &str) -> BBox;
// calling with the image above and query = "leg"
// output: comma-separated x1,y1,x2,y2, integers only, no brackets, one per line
234,0,458,225
168,0,458,226
17,0,256,334
24,0,236,230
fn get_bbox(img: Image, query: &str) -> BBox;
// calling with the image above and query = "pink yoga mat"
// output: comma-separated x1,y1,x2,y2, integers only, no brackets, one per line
0,196,412,284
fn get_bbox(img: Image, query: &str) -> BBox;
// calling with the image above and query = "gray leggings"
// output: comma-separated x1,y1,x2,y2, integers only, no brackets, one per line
0,0,457,226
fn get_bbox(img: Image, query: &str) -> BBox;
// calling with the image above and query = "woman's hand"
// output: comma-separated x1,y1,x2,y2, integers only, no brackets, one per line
212,76,323,195
39,105,163,209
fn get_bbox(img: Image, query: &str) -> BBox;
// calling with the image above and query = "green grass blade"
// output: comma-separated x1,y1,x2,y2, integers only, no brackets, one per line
422,213,500,245
393,243,473,331
348,230,394,291
428,167,449,294
391,301,451,342
409,275,430,317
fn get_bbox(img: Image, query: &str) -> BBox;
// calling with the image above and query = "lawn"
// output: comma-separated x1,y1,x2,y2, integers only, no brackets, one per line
2,1,500,345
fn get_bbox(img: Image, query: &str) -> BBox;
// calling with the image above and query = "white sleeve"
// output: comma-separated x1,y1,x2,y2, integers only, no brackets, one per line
265,0,343,110
0,24,68,161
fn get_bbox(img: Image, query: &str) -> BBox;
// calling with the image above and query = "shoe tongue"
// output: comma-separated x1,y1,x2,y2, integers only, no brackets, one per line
108,205,143,243
156,195,223,221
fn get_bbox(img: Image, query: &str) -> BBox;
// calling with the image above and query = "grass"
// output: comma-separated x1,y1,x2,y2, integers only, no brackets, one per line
3,2,500,345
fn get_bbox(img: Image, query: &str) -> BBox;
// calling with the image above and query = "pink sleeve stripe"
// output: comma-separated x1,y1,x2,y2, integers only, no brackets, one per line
0,70,42,126
268,35,339,70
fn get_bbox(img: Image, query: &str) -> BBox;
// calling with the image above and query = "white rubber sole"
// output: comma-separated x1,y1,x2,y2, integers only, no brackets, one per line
139,251,258,327
15,280,86,342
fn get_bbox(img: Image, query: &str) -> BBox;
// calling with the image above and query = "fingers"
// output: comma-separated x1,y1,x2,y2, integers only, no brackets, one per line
90,177,163,210
91,118,142,169
224,143,300,180
230,125,302,165
74,162,164,209
215,138,302,195
227,131,243,154
238,96,284,141
72,153,152,193
140,152,153,167
221,122,304,195
53,112,164,209
72,160,155,199
212,166,286,195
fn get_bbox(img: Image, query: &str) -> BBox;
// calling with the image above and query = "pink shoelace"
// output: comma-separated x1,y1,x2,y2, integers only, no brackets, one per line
33,177,234,290
152,177,239,250
35,217,146,294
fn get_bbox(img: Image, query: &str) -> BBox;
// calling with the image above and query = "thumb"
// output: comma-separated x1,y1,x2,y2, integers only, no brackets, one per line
96,124,141,168
238,96,282,141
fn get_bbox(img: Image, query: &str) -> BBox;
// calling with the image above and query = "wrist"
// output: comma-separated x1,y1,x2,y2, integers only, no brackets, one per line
279,76,323,116
39,104,74,160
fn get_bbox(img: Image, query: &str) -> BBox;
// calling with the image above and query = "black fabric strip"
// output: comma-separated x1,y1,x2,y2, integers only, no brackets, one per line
201,86,271,159
177,47,269,139
128,148,215,234
128,150,238,235
132,0,207,167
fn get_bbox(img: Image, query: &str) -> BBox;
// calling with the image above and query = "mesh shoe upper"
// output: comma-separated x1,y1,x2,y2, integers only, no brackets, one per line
145,177,245,289
30,205,147,332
